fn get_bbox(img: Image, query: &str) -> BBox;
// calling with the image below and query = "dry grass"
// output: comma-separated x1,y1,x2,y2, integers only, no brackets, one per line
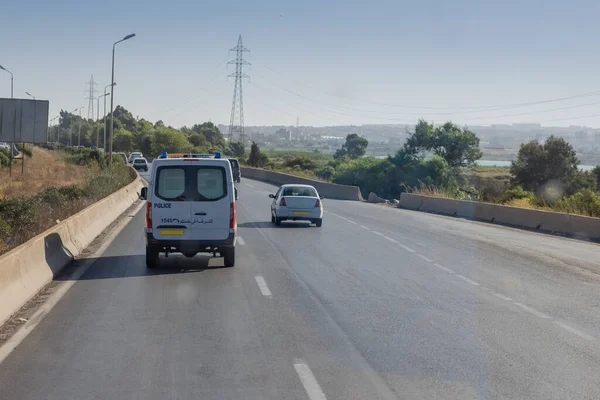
409,185,455,199
0,147,94,199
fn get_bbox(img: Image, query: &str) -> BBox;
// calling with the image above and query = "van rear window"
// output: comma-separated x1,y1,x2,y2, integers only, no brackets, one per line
155,166,227,201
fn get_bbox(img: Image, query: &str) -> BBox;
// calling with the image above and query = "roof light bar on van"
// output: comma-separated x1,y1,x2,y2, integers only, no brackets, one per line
157,152,221,159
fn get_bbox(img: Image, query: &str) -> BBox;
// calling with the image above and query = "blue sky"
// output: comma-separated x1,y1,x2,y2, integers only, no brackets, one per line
2,0,600,128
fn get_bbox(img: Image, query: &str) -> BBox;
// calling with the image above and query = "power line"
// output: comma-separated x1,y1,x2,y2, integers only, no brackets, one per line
251,72,600,125
258,63,600,112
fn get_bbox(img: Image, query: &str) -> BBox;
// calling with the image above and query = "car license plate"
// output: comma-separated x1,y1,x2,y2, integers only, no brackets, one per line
292,211,309,215
160,229,184,235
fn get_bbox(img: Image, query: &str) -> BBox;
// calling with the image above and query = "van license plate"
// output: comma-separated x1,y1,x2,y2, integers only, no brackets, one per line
292,211,309,215
160,229,184,235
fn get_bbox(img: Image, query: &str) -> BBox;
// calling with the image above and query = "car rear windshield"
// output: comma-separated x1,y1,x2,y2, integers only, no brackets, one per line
283,186,318,197
228,159,239,168
134,159,145,163
155,165,227,201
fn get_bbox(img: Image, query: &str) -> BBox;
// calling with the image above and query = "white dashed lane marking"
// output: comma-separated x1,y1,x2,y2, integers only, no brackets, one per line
492,293,512,301
433,263,455,274
455,274,480,286
254,276,272,297
417,254,432,263
294,360,327,400
553,321,594,341
398,244,416,253
513,302,551,319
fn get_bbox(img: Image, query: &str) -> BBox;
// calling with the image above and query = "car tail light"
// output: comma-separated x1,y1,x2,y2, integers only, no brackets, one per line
315,198,321,208
230,202,236,229
145,202,152,228
280,197,287,207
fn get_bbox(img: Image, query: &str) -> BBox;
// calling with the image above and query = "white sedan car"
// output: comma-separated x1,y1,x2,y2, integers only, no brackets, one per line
270,184,323,227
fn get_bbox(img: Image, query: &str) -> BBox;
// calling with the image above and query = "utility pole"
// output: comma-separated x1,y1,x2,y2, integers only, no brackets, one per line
227,35,250,143
85,75,98,119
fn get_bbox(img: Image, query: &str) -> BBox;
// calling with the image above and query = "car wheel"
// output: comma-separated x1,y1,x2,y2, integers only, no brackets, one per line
275,217,282,226
146,246,159,269
315,219,323,227
223,247,235,267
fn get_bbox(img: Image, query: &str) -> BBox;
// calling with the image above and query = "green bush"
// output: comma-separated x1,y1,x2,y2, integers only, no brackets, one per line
500,187,536,204
0,217,11,243
554,189,600,217
16,144,33,157
0,197,38,233
0,148,11,166
282,156,317,171
316,165,335,181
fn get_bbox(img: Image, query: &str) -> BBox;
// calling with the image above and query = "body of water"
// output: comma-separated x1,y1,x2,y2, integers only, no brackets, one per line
477,160,595,171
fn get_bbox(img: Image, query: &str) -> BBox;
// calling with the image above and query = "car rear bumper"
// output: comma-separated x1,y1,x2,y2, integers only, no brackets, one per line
146,232,236,250
276,208,323,220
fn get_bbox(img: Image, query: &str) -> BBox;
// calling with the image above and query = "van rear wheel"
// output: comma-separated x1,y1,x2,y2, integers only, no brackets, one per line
146,246,159,269
223,247,235,267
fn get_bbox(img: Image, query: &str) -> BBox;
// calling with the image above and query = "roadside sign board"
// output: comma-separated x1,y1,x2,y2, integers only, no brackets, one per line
0,98,49,144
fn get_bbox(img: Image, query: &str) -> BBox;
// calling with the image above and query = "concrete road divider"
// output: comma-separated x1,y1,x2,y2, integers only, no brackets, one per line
241,167,363,201
0,171,144,326
399,193,600,241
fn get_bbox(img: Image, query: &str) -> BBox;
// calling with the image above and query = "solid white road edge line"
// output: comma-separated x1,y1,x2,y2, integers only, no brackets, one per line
294,360,328,400
254,276,273,297
0,201,146,366
513,302,551,319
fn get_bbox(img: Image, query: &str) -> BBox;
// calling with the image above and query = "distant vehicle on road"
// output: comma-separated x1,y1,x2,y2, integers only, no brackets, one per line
132,157,149,171
270,184,323,227
139,152,238,268
228,158,241,183
115,152,128,164
128,151,143,163
0,142,10,151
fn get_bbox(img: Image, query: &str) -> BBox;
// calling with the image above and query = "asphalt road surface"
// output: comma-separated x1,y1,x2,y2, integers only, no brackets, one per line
2,175,600,399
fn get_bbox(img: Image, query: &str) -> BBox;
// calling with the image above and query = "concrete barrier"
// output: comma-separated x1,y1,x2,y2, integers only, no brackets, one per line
399,193,600,241
241,167,363,201
0,171,143,326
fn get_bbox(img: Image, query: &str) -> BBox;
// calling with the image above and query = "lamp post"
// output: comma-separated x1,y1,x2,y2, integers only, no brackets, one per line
104,83,115,152
0,65,13,98
69,108,79,146
109,33,135,165
25,92,35,100
97,92,110,148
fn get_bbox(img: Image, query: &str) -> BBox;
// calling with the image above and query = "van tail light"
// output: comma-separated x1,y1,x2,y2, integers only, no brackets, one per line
315,198,321,208
230,202,237,229
280,197,287,207
146,202,152,228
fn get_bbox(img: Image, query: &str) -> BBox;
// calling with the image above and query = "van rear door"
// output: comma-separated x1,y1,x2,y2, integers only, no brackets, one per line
189,163,231,241
152,165,193,241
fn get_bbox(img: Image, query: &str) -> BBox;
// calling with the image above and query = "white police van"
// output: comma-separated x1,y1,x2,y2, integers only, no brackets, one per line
139,152,238,268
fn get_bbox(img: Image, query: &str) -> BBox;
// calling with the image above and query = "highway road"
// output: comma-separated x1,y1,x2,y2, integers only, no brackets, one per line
2,171,600,399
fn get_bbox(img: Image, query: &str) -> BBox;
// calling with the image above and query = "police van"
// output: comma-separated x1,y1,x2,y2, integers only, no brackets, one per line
139,152,238,268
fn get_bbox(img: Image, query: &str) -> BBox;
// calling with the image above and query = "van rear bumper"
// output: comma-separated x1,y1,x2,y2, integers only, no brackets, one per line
146,232,236,251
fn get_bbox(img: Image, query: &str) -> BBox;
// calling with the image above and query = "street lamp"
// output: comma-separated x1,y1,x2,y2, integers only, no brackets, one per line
97,92,110,148
104,83,116,152
25,92,35,100
109,33,135,165
68,108,79,146
0,65,13,98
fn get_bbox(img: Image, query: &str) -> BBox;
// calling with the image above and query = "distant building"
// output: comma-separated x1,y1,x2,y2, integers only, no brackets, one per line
274,128,291,141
